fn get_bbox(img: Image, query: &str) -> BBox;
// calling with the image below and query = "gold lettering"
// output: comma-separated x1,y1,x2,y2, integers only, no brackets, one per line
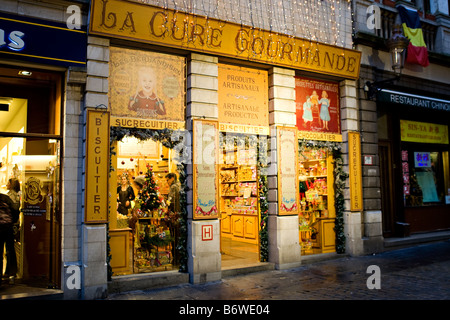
100,0,116,29
235,29,248,53
119,11,136,32
149,11,167,37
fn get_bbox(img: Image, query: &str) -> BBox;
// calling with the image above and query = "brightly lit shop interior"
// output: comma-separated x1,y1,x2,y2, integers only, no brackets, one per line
1,93,61,286
112,136,180,274
298,147,336,255
219,133,263,268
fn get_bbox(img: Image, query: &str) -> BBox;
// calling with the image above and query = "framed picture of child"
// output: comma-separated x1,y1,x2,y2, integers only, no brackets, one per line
295,77,341,135
109,47,185,122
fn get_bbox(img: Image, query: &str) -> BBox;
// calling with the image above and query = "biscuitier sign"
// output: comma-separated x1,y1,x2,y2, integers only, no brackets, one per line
89,0,361,80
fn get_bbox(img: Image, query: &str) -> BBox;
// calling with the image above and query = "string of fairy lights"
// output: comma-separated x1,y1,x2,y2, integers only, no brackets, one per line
136,0,353,48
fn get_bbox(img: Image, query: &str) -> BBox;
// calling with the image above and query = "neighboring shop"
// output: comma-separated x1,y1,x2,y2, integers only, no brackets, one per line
376,89,450,235
0,9,87,295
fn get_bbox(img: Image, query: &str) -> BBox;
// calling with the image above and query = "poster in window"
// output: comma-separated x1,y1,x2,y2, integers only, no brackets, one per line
109,47,185,122
295,77,341,137
277,127,299,215
193,120,219,219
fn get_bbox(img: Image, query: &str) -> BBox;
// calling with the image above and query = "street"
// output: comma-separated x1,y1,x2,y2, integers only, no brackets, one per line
106,240,450,301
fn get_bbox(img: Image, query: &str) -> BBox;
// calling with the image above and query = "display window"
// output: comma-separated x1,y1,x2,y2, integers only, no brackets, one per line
1,67,62,288
298,147,336,255
111,136,181,274
402,148,449,207
218,133,267,267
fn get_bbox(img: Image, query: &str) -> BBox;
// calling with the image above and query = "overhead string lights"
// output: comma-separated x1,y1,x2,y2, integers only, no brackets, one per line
137,0,353,49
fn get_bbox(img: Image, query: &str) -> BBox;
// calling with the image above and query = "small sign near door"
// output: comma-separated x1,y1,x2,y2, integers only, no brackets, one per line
202,225,214,241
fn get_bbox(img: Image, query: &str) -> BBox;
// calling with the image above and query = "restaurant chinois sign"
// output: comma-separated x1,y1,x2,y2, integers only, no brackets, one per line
90,0,361,80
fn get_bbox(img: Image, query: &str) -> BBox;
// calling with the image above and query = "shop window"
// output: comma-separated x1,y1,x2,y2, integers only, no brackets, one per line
298,147,336,255
402,149,447,207
112,136,181,274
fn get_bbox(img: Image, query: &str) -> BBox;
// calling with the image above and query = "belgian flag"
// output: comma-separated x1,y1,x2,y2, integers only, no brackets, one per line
396,5,429,67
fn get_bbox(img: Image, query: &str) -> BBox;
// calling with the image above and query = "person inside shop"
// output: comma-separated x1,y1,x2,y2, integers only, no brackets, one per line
165,172,180,265
128,175,146,234
128,66,166,117
0,185,20,286
117,172,135,217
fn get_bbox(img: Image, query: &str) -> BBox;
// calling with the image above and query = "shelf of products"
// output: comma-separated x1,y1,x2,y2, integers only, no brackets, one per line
219,145,259,245
298,148,335,255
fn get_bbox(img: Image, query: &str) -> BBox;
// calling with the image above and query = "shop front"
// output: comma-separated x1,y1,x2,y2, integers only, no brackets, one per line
217,63,269,268
377,89,450,235
0,9,86,296
88,0,362,291
107,47,187,276
295,76,345,255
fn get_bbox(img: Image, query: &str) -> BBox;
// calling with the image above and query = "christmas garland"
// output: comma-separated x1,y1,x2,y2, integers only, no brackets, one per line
109,126,189,276
298,139,347,254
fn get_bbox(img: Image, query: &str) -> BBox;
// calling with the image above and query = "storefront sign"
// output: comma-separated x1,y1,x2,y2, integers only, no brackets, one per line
218,123,269,135
400,120,449,144
297,131,342,142
193,120,219,220
378,89,450,112
277,127,299,215
85,109,110,223
89,0,361,80
218,64,269,134
295,77,341,139
0,12,86,66
111,116,185,130
348,132,363,211
109,47,185,122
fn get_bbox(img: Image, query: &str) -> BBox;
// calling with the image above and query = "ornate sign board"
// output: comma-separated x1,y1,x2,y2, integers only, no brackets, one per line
109,47,185,123
295,76,342,142
193,120,219,220
85,109,110,223
218,64,269,135
277,126,299,215
90,0,361,80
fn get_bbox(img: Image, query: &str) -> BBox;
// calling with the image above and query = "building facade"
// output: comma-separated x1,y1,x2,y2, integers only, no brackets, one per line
2,0,447,300
353,0,450,252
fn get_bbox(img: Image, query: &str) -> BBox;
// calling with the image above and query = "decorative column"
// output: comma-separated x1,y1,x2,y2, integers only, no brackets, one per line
267,67,302,269
360,89,383,253
80,36,110,299
62,67,86,300
186,53,221,283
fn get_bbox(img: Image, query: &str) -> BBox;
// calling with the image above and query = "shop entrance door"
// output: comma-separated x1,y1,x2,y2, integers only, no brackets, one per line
219,134,260,268
379,141,396,237
1,67,62,289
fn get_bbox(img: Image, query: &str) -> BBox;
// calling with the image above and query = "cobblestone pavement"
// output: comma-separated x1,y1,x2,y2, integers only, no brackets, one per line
106,240,450,301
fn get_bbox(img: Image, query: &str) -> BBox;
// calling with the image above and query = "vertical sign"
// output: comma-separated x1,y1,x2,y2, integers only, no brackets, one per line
348,132,363,211
85,109,110,223
277,127,299,215
193,120,219,219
